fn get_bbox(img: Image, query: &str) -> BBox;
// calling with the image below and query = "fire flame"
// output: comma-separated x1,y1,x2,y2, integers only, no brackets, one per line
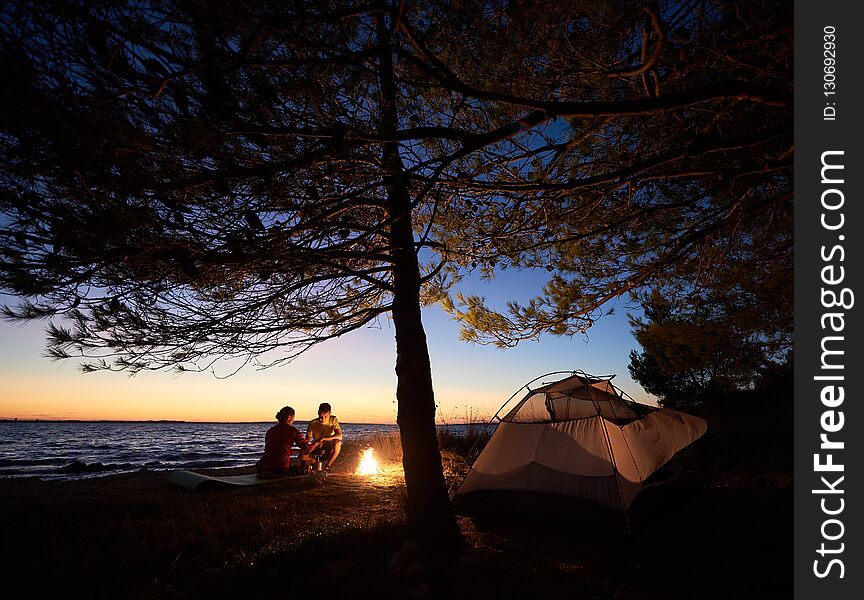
355,447,382,476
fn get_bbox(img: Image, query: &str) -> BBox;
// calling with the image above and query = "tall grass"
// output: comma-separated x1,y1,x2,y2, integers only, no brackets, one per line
436,405,494,461
341,405,494,467
339,408,493,491
356,432,405,462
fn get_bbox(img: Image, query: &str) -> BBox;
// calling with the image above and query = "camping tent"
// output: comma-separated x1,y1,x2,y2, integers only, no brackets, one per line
454,371,707,513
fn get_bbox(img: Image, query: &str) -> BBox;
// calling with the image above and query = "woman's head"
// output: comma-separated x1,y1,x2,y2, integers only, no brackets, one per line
275,406,295,423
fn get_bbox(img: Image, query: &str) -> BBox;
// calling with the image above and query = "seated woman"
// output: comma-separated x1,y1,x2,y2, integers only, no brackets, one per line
256,406,318,476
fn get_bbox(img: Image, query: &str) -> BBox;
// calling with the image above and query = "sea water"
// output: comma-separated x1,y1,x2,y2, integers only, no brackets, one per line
0,420,491,480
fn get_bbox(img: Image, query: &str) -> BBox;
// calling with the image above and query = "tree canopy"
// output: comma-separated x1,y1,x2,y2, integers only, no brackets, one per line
627,291,787,408
0,0,792,546
434,0,792,348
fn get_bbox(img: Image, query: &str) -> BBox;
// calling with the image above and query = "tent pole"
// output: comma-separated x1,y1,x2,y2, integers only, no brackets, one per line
586,381,632,535
599,416,632,535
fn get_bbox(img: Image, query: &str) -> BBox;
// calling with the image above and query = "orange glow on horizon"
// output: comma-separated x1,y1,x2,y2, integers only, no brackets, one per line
0,301,655,423
0,370,400,423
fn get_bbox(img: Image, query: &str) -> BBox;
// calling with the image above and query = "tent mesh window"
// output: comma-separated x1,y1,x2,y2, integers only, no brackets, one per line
501,374,646,425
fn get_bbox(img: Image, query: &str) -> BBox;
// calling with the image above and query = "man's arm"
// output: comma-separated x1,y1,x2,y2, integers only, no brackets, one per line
326,417,342,442
317,421,343,443
294,428,315,454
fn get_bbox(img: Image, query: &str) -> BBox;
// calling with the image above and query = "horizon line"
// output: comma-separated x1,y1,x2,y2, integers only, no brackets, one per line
0,418,400,425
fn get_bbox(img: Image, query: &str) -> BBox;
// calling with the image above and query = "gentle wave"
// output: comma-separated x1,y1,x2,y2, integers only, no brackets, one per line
0,421,490,481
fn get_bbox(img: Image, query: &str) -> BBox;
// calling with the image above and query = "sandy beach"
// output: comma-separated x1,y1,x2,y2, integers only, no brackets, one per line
1,418,791,600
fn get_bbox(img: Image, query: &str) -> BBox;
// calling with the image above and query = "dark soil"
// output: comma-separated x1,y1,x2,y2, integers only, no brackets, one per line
0,416,791,599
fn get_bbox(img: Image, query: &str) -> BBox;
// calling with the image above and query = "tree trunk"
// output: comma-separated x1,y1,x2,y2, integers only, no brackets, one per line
389,208,463,550
377,12,463,550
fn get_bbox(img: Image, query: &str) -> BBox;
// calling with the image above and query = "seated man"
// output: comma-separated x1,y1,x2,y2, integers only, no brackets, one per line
256,406,318,476
306,402,343,471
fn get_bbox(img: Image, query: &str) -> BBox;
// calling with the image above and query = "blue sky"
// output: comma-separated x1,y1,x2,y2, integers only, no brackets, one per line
0,267,652,423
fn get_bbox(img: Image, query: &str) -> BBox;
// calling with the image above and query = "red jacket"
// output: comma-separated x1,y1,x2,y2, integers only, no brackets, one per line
256,423,311,473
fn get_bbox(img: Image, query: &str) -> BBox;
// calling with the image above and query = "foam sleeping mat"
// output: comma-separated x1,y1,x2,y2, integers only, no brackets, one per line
166,470,299,491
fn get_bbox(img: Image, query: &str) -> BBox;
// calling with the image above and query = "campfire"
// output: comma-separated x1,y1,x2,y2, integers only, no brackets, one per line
355,447,382,476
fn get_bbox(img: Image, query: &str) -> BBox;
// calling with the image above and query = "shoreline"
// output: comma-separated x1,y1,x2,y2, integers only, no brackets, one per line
1,451,792,600
0,418,393,424
1,415,792,599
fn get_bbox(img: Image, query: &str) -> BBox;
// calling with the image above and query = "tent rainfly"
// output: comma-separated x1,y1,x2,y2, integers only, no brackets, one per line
454,371,707,513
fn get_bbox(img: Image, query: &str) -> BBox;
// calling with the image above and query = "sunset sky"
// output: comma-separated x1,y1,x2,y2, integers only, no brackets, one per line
0,268,653,423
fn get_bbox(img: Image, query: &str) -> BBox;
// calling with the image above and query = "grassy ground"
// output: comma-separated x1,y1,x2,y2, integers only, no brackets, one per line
0,416,791,599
